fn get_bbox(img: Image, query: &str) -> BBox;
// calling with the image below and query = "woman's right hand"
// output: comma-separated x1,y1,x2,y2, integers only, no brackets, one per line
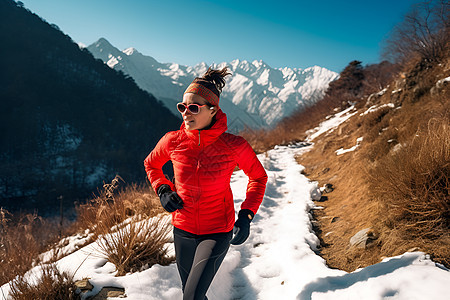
157,184,184,212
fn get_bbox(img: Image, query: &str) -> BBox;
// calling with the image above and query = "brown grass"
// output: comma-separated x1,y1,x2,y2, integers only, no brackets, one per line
8,264,80,300
0,209,61,286
96,215,174,276
1,178,169,288
75,178,173,276
296,55,450,271
74,182,165,234
369,118,449,264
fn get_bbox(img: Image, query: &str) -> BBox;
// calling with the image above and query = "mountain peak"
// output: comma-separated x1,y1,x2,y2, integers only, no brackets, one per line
123,47,139,56
91,38,117,52
95,37,112,46
252,59,268,68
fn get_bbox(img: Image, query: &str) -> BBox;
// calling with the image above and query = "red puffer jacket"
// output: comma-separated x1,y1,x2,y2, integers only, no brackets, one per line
144,109,267,235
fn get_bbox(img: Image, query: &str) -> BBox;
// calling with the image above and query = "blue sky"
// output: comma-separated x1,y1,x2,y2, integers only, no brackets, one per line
22,0,421,72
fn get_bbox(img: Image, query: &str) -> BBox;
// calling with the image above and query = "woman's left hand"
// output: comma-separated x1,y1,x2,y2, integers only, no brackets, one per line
230,209,254,245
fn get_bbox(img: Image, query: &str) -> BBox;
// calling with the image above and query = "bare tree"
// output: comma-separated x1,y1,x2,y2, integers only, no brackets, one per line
383,0,450,64
363,61,400,94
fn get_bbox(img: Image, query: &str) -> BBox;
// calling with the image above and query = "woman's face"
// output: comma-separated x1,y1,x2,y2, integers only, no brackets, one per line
181,93,217,131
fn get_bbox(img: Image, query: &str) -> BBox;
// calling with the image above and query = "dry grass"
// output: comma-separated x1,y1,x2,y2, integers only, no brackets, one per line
1,178,169,288
75,177,173,276
0,209,61,286
369,118,449,264
96,215,174,276
8,264,80,300
74,181,164,234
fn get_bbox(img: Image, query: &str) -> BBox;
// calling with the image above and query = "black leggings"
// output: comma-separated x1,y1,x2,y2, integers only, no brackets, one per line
173,227,232,300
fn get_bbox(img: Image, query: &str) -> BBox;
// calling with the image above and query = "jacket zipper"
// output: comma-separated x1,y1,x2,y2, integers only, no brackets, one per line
195,129,201,233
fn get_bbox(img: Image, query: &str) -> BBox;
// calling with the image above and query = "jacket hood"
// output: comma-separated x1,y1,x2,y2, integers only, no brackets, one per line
181,109,228,147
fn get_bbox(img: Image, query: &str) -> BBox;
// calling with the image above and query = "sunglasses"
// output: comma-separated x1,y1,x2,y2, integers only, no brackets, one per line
176,103,214,114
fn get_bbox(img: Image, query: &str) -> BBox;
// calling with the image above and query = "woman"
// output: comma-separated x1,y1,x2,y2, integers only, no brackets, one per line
144,66,267,300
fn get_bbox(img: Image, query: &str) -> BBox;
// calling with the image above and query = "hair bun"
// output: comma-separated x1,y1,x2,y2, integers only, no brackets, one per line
201,67,232,93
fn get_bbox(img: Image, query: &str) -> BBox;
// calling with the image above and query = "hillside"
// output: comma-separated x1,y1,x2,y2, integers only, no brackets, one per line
0,0,180,214
296,57,449,271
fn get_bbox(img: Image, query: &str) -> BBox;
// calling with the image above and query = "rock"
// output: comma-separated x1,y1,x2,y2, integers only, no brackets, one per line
320,183,334,193
310,220,320,229
318,195,328,202
108,290,126,297
310,187,322,201
89,287,126,300
75,279,93,291
349,228,377,249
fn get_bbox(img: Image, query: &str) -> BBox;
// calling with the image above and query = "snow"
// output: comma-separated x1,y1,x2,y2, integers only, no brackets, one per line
306,106,357,141
367,88,387,102
2,142,449,299
335,137,363,155
436,76,450,88
107,55,119,68
123,47,137,56
360,103,395,116
38,229,94,264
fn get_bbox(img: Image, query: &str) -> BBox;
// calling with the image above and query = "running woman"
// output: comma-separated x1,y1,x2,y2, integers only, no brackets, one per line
144,66,267,300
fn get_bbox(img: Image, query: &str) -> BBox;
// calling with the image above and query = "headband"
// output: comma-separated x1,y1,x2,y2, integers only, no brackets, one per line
184,80,220,107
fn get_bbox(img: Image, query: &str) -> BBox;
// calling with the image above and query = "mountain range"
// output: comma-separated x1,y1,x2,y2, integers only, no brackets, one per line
87,38,339,132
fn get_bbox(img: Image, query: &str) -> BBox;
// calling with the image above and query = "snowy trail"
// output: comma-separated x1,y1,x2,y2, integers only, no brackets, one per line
217,143,450,300
223,144,341,299
1,143,449,300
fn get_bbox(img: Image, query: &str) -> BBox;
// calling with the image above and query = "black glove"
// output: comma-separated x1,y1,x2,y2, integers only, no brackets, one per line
230,209,254,245
157,184,183,213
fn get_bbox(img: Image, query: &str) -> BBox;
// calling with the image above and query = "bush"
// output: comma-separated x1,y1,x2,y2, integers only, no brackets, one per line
0,209,60,286
76,177,173,276
75,180,164,234
8,264,80,300
369,118,449,240
96,215,174,276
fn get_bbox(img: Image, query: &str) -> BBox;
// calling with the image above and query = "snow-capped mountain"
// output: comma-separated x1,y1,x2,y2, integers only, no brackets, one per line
87,38,338,132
